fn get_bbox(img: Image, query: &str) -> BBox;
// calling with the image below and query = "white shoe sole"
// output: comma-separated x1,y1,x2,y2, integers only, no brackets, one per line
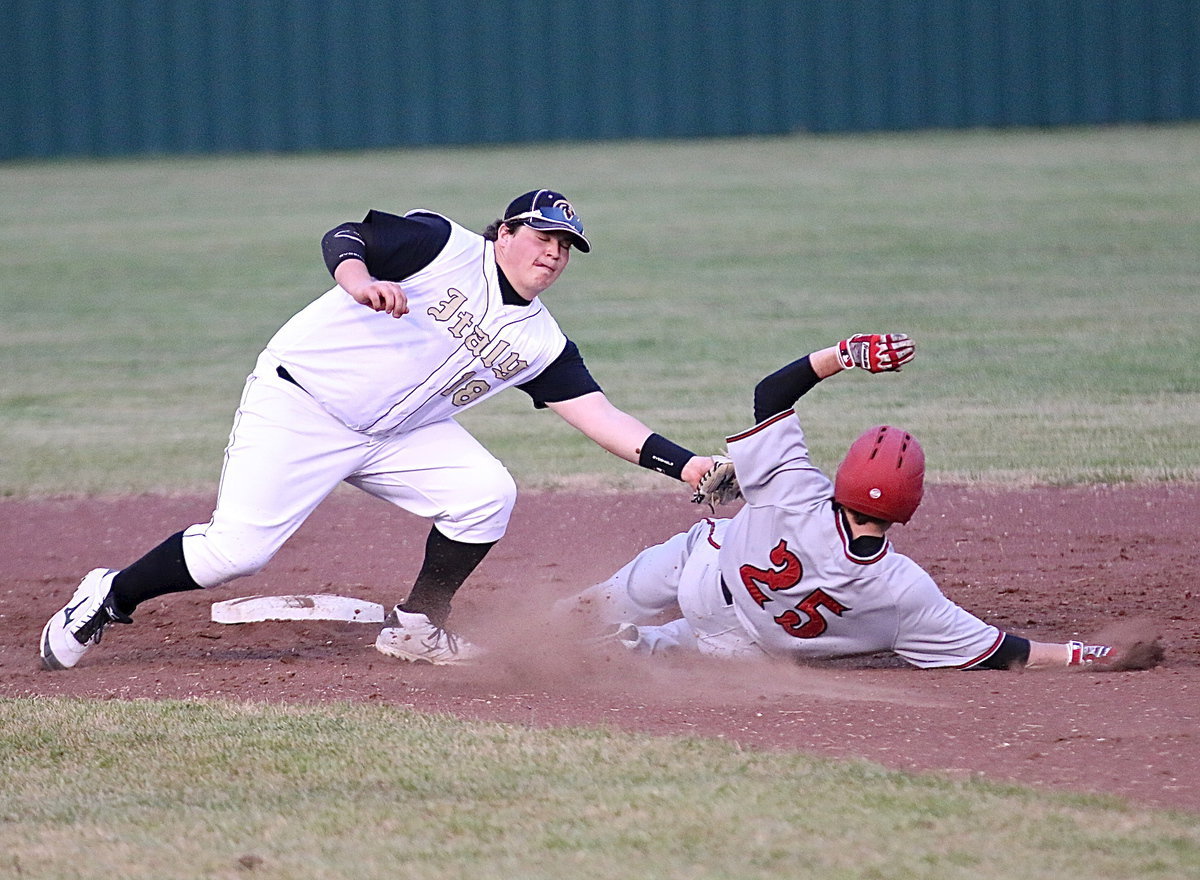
39,568,118,671
40,618,72,670
374,630,480,665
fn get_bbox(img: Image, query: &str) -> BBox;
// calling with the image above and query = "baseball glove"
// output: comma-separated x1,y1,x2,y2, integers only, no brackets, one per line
692,455,742,507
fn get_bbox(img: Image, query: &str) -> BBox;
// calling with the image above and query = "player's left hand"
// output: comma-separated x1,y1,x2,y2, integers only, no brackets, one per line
837,333,915,373
691,455,743,507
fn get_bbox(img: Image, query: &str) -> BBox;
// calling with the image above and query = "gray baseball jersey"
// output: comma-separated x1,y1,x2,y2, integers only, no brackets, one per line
718,409,1003,668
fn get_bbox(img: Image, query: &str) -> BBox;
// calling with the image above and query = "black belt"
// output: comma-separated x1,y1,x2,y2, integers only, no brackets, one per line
720,576,733,605
276,365,303,389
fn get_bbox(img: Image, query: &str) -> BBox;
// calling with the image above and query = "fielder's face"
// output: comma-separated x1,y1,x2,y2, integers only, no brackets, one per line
495,223,572,300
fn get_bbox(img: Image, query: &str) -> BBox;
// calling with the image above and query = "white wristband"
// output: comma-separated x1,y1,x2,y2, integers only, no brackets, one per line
836,339,855,370
1067,640,1084,666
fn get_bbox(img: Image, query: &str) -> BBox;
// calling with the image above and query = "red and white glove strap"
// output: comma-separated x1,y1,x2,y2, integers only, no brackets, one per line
836,338,858,370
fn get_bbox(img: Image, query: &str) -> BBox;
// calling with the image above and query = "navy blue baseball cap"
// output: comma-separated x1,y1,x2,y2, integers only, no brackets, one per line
503,189,591,252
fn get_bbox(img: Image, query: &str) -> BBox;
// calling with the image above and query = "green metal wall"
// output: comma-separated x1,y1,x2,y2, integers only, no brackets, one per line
3,0,1198,160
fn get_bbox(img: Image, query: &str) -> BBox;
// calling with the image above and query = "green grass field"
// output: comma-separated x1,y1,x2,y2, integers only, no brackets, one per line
2,125,1198,495
3,127,1199,877
3,698,1199,880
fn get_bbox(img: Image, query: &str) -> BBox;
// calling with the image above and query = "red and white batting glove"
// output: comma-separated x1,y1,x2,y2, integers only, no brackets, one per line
837,333,915,373
1067,639,1164,671
1067,641,1113,665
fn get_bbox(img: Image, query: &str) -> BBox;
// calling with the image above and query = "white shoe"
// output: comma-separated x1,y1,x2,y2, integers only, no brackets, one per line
40,568,131,670
374,606,484,665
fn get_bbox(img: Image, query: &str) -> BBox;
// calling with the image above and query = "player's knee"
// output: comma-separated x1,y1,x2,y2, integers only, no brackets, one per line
567,581,649,624
181,526,278,588
438,466,516,543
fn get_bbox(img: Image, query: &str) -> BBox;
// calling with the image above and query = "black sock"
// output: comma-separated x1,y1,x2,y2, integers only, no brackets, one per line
109,531,202,617
399,526,495,627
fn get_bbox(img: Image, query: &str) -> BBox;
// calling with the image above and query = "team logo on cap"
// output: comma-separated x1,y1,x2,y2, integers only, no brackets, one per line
552,199,576,220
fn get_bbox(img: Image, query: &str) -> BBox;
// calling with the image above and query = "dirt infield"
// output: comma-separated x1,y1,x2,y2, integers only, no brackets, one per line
3,486,1197,812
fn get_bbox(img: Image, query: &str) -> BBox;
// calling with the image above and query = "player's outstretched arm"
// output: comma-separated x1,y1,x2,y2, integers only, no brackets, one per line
546,392,713,490
754,333,915,422
1024,638,1164,671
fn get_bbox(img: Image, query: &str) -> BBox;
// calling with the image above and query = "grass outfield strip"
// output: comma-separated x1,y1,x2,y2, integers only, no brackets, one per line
2,697,1198,880
2,125,1199,495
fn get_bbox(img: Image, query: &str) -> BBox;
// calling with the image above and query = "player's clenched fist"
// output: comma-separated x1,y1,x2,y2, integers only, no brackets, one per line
351,280,409,318
837,333,915,373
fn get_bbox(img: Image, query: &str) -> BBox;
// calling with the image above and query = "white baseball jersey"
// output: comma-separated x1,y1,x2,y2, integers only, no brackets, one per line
718,410,1002,668
265,214,568,435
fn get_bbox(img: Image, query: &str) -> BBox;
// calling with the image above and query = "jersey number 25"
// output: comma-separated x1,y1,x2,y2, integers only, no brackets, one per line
739,539,849,639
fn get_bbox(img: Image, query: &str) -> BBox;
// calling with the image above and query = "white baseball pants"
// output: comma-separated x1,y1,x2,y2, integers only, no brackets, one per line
181,355,516,588
567,518,765,659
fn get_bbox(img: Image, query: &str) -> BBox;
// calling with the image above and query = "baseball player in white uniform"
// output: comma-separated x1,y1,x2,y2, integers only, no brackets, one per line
559,334,1164,672
41,189,716,669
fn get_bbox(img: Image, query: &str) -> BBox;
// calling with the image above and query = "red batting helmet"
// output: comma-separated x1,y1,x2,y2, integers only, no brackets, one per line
833,426,925,524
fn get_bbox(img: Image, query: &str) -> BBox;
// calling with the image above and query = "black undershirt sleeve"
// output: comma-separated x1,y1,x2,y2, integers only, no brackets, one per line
753,355,822,422
516,340,602,408
972,633,1032,670
321,210,451,281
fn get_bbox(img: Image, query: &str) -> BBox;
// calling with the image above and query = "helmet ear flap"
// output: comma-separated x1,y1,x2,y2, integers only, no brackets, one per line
833,426,925,524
